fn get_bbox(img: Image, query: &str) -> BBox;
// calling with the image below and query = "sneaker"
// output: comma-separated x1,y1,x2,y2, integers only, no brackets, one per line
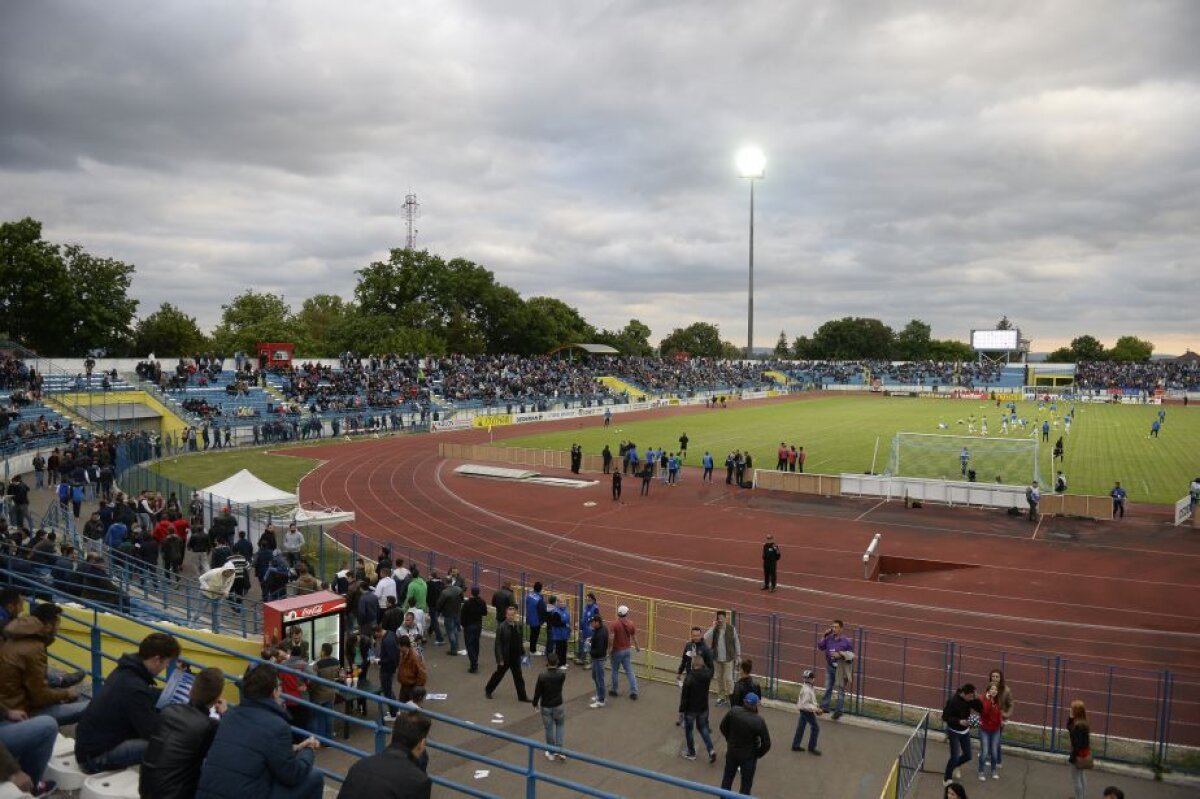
383,713,397,722
809,749,822,756
609,691,620,697
485,692,493,700
832,711,843,720
589,701,606,708
716,697,727,706
791,745,804,752
545,751,556,762
708,750,717,764
679,750,696,761
979,774,987,782
459,650,468,656
58,670,87,688
556,753,567,761
630,693,638,701
32,781,57,799
943,780,953,787
558,665,568,671
992,773,999,780
953,768,962,779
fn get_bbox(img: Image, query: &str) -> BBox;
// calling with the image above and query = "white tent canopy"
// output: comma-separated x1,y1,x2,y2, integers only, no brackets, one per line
288,506,356,528
199,469,298,508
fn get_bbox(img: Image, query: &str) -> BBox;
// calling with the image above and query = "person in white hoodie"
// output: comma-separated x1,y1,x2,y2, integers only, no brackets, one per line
791,669,823,754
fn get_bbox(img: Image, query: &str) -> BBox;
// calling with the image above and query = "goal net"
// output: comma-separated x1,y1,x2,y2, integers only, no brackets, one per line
885,432,1041,487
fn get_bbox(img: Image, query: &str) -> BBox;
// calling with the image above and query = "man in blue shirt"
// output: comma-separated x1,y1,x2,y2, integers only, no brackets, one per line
1110,482,1127,519
702,452,714,482
959,447,969,477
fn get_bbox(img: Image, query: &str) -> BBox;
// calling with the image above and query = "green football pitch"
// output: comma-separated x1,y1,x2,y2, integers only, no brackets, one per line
500,396,1199,505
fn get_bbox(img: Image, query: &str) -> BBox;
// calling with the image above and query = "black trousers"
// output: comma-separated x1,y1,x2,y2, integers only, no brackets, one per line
763,565,777,590
485,661,528,701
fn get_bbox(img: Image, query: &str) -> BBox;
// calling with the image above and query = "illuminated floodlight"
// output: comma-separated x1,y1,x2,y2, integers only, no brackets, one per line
736,146,766,179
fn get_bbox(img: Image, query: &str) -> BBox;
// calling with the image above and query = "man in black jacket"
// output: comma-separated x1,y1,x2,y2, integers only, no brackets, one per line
74,632,181,773
679,656,716,763
761,534,781,592
484,605,528,702
942,683,983,785
460,587,488,673
336,712,432,799
719,693,771,795
139,666,227,799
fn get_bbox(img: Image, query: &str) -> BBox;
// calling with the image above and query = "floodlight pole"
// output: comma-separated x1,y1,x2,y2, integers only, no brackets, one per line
747,177,756,361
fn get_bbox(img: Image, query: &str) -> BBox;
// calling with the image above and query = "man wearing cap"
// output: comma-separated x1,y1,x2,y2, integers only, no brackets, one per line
719,691,771,795
761,534,781,592
609,606,641,700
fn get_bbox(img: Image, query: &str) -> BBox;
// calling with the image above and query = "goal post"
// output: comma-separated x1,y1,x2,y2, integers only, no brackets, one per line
886,432,1041,487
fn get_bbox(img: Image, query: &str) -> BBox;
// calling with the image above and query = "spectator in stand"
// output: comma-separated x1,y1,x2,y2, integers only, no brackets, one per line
74,632,181,772
195,663,323,799
139,666,228,799
0,703,58,797
336,711,432,799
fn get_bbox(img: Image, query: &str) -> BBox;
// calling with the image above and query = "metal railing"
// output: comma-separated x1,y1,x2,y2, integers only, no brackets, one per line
0,569,752,798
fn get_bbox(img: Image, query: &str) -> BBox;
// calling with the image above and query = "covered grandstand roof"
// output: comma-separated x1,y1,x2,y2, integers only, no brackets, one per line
549,343,619,356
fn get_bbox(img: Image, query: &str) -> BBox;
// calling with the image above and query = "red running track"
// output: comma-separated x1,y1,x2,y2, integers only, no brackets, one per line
290,409,1200,742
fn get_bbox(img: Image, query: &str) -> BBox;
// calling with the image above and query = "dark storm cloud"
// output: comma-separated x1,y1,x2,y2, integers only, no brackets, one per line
1,0,1197,352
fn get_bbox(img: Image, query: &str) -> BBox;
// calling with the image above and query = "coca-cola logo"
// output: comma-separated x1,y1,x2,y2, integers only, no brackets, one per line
282,601,345,622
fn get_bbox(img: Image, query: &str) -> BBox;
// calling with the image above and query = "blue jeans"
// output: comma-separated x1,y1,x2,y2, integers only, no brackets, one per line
0,715,57,783
609,649,638,696
792,710,820,751
80,737,148,773
540,705,565,748
590,659,606,702
683,711,714,757
443,616,461,652
34,699,90,727
312,701,334,741
978,728,1000,775
721,752,758,794
820,662,845,713
945,728,973,781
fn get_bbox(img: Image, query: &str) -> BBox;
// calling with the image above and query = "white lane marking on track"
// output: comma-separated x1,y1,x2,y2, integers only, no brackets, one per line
854,499,886,521
431,462,1200,641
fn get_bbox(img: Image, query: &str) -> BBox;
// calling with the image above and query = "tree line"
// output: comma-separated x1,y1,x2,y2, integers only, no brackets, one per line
0,217,1158,362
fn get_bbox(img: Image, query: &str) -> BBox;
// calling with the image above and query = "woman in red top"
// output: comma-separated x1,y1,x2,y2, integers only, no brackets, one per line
977,683,1003,780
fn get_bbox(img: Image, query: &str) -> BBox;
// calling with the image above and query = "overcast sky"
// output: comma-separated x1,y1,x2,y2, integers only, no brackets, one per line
2,1,1197,354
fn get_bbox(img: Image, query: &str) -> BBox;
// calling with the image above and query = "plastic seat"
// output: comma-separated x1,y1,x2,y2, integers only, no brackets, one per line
52,732,75,757
44,753,91,791
80,768,139,799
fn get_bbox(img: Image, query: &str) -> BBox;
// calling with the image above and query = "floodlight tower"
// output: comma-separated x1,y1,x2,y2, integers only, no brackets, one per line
402,193,420,250
736,147,766,360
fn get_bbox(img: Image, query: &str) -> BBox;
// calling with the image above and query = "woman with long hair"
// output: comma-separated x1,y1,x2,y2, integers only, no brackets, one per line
944,782,968,799
988,668,1014,767
1067,699,1091,799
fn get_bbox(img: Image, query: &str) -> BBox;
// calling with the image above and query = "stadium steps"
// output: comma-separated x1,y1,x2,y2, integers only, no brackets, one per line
597,375,648,401
40,394,95,434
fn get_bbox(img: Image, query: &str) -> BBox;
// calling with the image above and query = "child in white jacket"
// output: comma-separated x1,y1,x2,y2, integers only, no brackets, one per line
791,668,823,754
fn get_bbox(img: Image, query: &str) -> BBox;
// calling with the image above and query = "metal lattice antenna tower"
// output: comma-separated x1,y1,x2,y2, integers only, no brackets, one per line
402,193,420,250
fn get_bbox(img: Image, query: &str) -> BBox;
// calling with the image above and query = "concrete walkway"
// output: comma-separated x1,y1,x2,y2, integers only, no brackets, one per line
312,645,1197,799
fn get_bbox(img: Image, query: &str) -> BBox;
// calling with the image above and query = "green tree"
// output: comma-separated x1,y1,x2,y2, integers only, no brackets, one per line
719,340,744,359
134,303,207,356
594,319,654,356
808,317,895,359
294,294,350,356
0,218,139,355
1045,346,1076,363
659,322,723,358
520,296,596,354
62,244,139,355
894,319,932,361
209,291,300,354
773,330,790,357
996,316,1014,330
791,335,813,359
928,338,975,361
1107,335,1154,362
1068,334,1106,361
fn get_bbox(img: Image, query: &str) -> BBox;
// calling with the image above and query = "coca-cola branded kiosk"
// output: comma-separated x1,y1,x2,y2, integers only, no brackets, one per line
263,591,347,663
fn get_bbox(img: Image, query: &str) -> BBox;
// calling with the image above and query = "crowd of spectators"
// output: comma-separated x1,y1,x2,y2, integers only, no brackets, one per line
783,359,1010,388
1075,360,1200,391
610,357,769,394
